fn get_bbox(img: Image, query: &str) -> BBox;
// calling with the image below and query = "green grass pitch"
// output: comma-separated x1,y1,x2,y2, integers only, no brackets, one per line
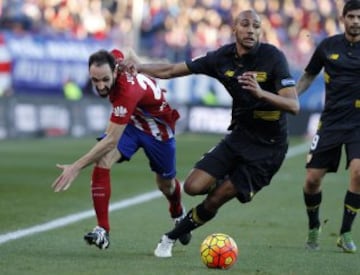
0,134,359,274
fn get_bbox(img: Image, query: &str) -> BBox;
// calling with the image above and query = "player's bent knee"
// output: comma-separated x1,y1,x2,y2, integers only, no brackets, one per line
183,182,197,196
183,180,205,196
304,177,321,193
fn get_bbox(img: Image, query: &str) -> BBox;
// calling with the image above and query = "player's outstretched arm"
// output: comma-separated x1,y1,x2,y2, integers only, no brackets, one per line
52,122,125,192
122,57,191,79
137,62,191,79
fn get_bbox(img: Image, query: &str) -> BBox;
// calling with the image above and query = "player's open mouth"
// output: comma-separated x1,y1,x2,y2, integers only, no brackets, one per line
244,37,255,42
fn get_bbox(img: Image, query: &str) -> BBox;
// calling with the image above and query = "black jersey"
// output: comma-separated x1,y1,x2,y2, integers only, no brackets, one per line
305,34,360,130
186,43,295,144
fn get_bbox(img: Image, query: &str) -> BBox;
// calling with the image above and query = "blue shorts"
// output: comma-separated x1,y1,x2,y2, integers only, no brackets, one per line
116,124,176,179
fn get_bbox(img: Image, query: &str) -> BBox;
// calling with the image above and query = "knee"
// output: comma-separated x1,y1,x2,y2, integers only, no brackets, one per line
184,176,210,196
304,173,322,193
96,158,112,169
156,177,173,194
183,179,198,196
183,168,216,196
352,168,360,183
350,167,360,192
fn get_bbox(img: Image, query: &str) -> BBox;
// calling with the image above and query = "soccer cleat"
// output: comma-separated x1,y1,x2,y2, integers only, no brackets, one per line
84,226,110,250
154,234,175,258
337,232,357,253
173,206,192,245
305,227,321,250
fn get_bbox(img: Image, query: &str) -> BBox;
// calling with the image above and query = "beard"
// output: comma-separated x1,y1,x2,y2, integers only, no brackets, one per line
95,80,115,98
347,26,360,38
98,93,108,98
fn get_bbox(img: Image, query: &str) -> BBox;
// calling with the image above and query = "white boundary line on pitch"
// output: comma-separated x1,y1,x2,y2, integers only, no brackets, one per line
0,142,309,245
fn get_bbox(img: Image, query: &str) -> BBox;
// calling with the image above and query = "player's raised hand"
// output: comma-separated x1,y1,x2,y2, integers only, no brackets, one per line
120,48,142,75
120,58,138,75
52,164,80,192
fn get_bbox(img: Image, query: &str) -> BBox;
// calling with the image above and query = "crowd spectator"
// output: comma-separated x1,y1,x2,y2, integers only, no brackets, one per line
0,0,346,70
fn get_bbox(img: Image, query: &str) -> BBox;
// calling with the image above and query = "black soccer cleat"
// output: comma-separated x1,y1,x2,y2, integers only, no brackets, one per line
174,208,192,245
84,226,110,250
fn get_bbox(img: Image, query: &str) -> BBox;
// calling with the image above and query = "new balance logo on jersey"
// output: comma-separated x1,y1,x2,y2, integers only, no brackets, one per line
328,53,339,60
113,106,128,117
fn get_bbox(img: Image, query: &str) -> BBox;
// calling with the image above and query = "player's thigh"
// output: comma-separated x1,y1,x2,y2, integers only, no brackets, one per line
231,146,286,203
306,145,342,172
194,139,235,179
346,142,360,190
346,141,360,168
117,125,141,161
188,140,235,194
307,129,346,172
142,136,176,179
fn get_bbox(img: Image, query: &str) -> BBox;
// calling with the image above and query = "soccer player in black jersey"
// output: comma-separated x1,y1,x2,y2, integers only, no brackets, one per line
296,0,360,253
123,9,299,257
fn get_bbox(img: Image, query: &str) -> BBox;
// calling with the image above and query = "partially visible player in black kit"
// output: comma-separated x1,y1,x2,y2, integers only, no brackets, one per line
297,0,360,253
123,9,299,257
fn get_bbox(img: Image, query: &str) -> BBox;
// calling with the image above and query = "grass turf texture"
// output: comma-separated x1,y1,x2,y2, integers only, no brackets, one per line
0,134,359,274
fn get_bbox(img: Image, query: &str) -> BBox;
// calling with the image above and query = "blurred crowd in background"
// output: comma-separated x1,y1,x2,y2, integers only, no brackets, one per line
0,0,338,137
0,0,346,69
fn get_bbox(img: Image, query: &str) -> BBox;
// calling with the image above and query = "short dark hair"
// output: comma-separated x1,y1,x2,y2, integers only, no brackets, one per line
343,0,360,16
88,49,116,71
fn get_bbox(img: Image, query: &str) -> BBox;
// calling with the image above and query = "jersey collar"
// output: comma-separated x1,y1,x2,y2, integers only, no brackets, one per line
342,33,360,47
233,42,260,59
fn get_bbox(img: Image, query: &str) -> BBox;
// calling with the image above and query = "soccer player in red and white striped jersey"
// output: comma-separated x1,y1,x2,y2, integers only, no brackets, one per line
52,49,191,249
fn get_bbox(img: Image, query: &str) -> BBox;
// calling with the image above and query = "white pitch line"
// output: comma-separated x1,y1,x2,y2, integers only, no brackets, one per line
0,191,162,245
0,142,309,245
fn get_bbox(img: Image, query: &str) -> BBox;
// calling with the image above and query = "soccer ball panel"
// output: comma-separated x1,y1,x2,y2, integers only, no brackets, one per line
200,233,238,269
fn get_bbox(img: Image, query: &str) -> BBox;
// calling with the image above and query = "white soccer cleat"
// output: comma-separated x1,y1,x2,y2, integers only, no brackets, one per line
154,235,175,258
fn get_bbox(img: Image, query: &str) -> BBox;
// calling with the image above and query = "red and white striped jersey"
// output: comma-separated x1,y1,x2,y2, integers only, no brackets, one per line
108,71,179,141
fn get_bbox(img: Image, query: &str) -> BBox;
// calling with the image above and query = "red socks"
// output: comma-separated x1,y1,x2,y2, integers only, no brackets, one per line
91,166,111,232
168,179,183,218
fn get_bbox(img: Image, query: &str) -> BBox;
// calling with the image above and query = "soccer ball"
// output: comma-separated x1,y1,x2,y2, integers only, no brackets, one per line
200,233,238,269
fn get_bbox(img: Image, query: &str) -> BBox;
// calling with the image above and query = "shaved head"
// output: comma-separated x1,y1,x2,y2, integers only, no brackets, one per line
234,10,261,25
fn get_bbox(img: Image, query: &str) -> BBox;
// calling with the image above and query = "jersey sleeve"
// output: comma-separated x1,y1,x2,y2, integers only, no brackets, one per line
272,49,296,91
110,73,142,125
186,51,218,77
304,40,325,75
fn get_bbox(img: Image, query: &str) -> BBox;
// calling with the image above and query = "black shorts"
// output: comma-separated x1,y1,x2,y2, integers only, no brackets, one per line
195,129,288,203
306,127,360,172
